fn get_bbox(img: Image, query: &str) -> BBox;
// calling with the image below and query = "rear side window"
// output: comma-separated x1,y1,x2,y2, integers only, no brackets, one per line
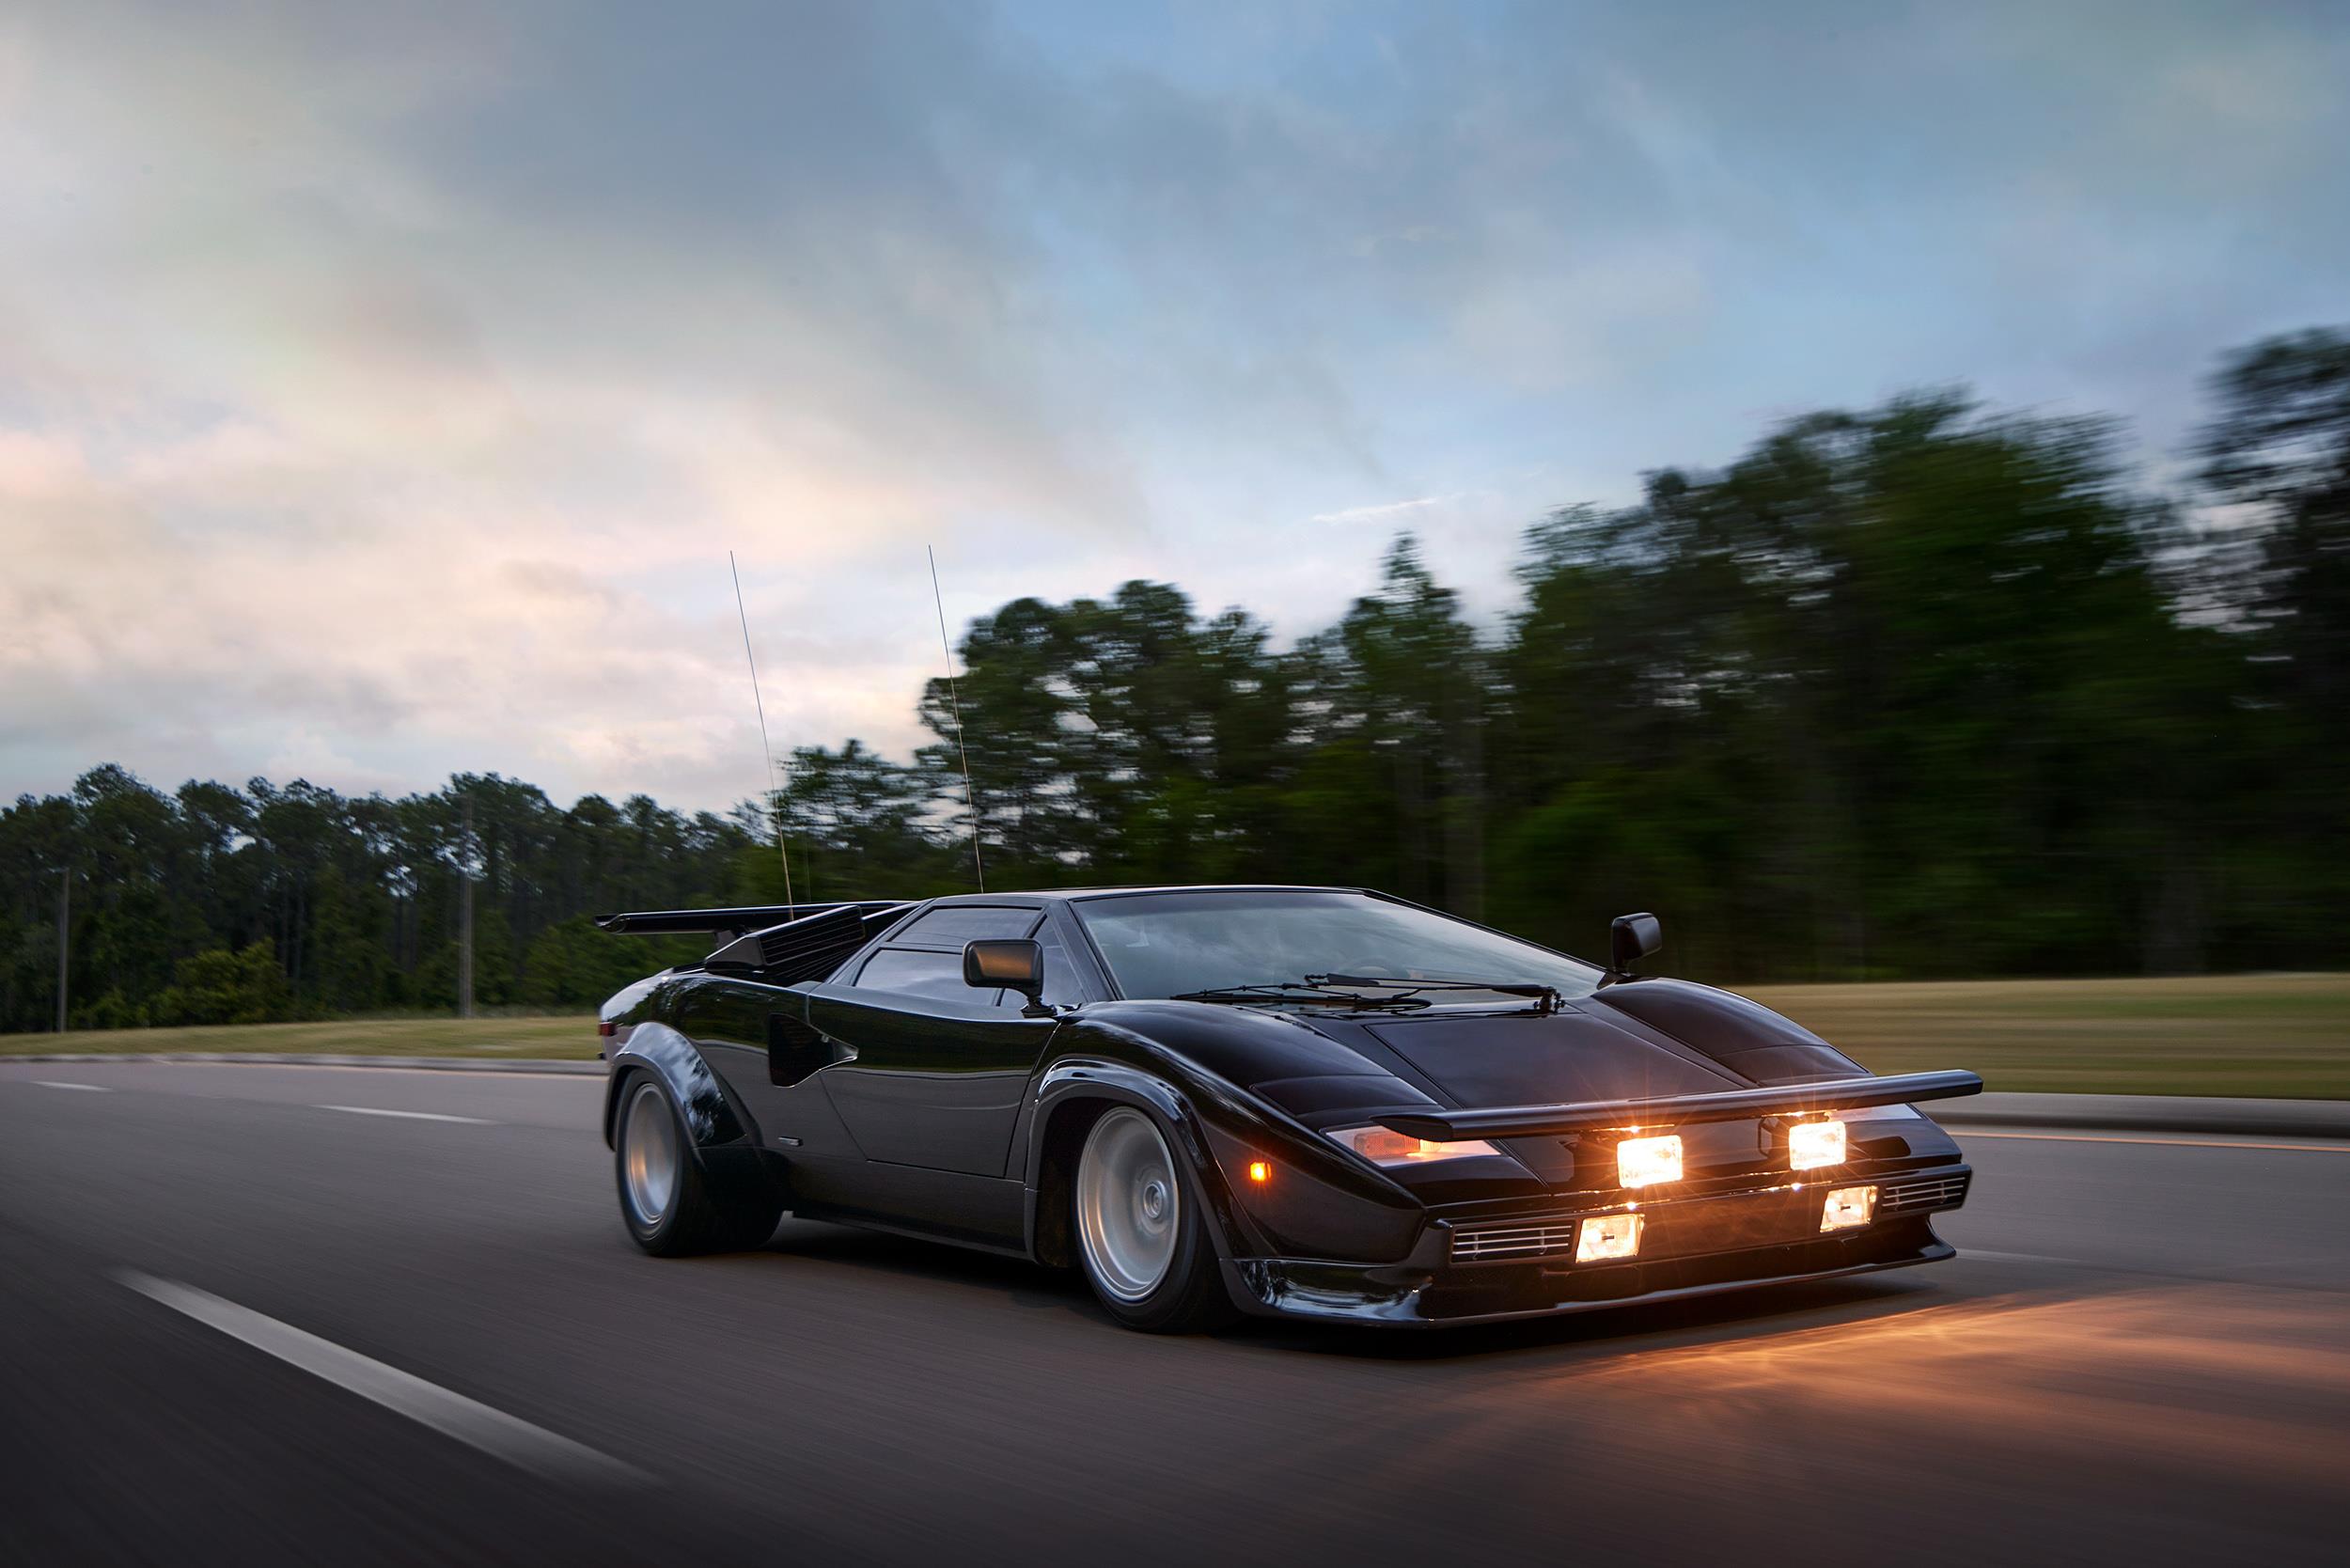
1039,932,1082,1008
854,948,984,1003
888,904,1041,944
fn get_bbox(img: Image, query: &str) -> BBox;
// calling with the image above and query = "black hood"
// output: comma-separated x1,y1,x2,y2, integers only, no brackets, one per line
1360,1007,1740,1108
1096,977,1866,1122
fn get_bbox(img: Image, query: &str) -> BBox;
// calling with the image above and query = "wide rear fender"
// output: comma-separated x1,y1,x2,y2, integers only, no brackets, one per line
602,1020,745,1151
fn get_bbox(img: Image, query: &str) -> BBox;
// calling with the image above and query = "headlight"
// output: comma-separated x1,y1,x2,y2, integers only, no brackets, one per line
1788,1118,1846,1171
1576,1211,1643,1262
1615,1133,1684,1188
1326,1125,1503,1167
1821,1184,1877,1231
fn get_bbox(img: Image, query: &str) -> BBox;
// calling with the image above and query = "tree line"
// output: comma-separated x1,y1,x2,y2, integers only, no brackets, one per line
4,325,2343,1031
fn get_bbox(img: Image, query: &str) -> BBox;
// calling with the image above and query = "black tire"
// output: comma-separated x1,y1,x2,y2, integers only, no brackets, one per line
614,1072,780,1256
1072,1105,1237,1333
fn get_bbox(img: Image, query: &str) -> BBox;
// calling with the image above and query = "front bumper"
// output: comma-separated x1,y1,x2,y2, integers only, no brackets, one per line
1222,1163,1972,1327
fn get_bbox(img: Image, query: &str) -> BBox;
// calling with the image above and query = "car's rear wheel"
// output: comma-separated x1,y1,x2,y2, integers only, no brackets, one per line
616,1074,780,1256
1073,1105,1234,1333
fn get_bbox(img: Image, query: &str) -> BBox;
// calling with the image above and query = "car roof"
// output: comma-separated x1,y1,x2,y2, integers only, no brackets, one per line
919,884,1367,905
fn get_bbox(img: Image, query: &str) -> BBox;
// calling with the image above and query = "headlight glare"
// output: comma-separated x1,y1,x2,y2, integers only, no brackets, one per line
1788,1118,1847,1170
1615,1132,1684,1188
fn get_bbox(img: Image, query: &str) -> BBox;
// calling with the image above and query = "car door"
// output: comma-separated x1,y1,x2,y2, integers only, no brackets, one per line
807,906,1064,1178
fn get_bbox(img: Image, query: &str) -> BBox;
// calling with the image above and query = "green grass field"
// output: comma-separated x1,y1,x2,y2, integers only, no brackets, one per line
1746,973,2350,1098
0,1013,603,1060
5,974,2346,1098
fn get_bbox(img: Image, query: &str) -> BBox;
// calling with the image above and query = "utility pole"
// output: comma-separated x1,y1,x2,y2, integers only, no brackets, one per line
55,866,70,1033
457,798,475,1020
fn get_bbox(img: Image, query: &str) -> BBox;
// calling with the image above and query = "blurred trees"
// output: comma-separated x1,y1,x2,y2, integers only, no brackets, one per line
4,325,2343,1031
1,773,745,1030
2194,327,2350,957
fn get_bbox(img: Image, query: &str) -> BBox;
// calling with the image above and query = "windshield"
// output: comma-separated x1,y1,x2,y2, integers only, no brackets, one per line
1073,890,1603,1002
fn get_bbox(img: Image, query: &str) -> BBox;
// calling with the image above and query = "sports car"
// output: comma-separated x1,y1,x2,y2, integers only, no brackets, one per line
595,886,1981,1331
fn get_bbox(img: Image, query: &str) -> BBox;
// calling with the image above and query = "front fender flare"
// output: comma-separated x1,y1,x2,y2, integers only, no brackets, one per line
1022,1058,1265,1265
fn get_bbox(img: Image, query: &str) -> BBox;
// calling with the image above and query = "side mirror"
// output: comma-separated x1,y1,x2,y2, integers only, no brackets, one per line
964,938,1044,1010
1608,913,1662,977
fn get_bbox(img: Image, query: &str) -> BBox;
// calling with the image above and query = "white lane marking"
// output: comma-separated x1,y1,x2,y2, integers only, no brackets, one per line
117,1272,644,1485
33,1080,112,1092
1960,1129,2350,1154
315,1105,494,1124
1958,1248,2085,1266
178,1063,600,1078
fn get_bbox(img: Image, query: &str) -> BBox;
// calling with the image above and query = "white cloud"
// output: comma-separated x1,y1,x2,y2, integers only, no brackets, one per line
3,0,2343,809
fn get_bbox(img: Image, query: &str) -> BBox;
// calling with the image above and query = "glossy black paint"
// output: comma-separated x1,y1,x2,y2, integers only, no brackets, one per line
598,886,1981,1326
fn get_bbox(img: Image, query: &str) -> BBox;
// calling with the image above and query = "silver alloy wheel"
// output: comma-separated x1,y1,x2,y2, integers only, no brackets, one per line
1075,1106,1182,1303
621,1080,681,1227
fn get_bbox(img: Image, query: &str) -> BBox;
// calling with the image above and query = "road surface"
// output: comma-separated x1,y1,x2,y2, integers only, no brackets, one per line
3,1058,2345,1565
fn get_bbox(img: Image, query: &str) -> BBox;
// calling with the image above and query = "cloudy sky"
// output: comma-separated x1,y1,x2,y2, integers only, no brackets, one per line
4,0,2343,811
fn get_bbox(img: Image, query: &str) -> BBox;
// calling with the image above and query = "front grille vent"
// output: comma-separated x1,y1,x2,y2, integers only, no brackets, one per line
1879,1171,1971,1215
1450,1218,1579,1263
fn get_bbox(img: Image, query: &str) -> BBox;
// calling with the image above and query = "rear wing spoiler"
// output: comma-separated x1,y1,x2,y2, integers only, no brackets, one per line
1374,1070,1982,1142
596,902,906,939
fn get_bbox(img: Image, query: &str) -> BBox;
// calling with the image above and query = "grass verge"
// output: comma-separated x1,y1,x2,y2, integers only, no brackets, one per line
0,1014,601,1060
1746,973,2350,1099
4,974,2345,1098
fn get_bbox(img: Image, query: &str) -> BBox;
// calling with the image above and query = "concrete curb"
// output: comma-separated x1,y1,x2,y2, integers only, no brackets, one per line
3,1052,606,1076
1934,1091,2350,1141
7,1056,2347,1137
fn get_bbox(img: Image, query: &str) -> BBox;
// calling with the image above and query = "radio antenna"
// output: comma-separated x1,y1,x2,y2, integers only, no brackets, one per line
729,551,795,911
929,544,984,891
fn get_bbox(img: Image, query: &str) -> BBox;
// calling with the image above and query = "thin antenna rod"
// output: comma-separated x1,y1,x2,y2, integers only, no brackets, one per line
929,544,984,891
730,551,794,911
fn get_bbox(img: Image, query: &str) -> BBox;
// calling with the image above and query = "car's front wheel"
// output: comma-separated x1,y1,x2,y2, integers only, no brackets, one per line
1073,1105,1234,1333
616,1074,780,1255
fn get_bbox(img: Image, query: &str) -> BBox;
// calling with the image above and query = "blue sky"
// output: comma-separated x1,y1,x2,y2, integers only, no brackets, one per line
4,0,2343,809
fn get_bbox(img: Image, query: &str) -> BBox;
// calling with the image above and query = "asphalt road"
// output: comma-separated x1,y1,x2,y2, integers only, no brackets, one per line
3,1061,2345,1567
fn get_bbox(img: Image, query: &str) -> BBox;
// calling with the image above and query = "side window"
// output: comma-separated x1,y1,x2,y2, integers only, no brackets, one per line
853,948,995,1006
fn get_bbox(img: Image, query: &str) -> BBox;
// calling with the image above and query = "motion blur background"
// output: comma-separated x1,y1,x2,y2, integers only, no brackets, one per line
3,1,2345,1072
6,8,2349,1565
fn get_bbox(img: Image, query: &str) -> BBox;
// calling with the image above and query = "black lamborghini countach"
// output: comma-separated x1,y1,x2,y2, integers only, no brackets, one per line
595,886,1980,1331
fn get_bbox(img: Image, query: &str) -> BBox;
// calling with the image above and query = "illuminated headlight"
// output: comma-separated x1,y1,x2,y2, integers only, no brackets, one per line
1575,1212,1644,1262
1821,1184,1877,1231
1326,1126,1503,1167
1615,1133,1684,1188
1788,1119,1847,1171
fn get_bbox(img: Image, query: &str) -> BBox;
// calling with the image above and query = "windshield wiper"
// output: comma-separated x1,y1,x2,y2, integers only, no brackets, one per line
1167,981,1432,1011
1308,975,1562,1013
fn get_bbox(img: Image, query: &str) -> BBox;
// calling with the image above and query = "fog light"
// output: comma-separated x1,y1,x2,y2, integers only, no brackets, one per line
1789,1119,1846,1171
1821,1184,1877,1231
1576,1212,1643,1262
1615,1133,1683,1188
